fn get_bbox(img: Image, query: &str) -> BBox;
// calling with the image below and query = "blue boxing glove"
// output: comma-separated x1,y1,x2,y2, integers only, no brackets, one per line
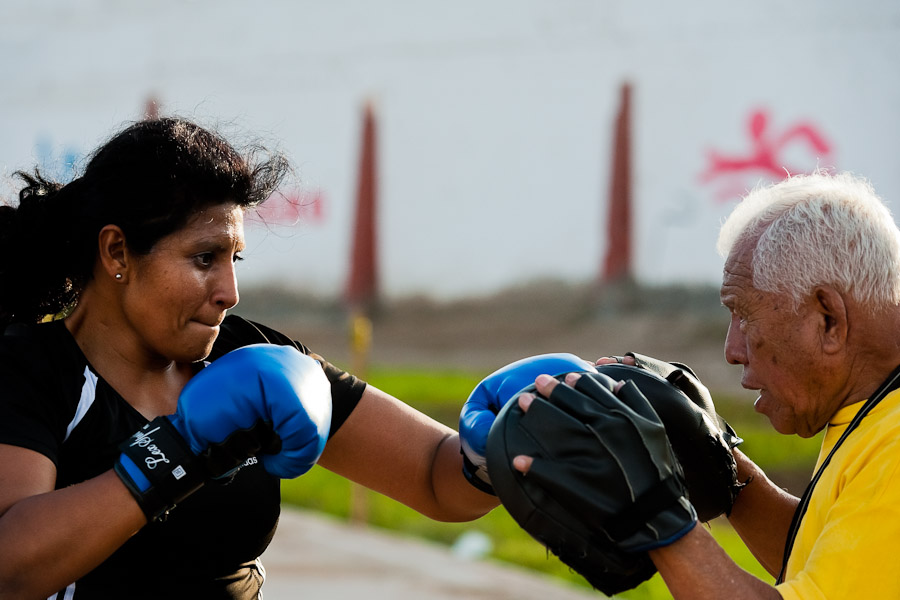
459,353,596,494
114,344,332,521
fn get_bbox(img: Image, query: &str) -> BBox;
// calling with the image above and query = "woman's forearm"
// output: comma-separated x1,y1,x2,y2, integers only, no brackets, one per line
0,470,145,599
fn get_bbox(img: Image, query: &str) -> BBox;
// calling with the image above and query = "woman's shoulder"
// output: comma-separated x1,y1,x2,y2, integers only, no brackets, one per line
0,320,89,408
0,320,90,458
0,320,83,370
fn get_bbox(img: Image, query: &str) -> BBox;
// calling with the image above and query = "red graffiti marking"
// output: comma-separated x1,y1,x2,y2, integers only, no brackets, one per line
249,188,326,226
699,109,834,202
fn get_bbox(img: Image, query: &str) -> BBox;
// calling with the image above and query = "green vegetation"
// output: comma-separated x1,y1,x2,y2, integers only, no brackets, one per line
281,366,821,599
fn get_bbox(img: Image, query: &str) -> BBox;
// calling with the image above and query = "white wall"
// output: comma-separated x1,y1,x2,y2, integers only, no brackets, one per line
2,0,897,299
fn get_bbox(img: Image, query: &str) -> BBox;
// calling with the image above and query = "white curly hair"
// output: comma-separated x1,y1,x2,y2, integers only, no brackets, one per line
716,171,900,311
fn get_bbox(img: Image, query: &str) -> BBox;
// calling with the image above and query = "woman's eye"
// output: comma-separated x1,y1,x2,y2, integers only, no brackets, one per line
233,253,244,263
195,253,214,267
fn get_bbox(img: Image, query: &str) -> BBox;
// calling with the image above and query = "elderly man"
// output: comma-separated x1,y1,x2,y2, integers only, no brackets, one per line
631,171,900,598
468,171,900,599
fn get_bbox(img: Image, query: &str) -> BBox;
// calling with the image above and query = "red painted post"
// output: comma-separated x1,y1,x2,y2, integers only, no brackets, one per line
601,82,633,284
345,102,379,312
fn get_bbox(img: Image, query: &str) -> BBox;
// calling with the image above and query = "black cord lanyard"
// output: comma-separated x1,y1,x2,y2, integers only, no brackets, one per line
776,363,900,584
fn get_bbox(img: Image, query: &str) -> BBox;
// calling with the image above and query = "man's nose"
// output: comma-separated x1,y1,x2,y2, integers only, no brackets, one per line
724,314,746,365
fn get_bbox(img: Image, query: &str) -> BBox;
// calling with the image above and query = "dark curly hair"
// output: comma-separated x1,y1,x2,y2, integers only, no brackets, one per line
0,117,290,328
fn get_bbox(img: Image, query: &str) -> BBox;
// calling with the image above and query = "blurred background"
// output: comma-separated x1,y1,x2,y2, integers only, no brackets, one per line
3,1,899,596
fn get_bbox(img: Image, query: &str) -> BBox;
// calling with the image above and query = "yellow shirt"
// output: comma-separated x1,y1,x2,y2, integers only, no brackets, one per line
776,388,900,599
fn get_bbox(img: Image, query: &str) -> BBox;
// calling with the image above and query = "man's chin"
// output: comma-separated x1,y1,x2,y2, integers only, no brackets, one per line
766,413,815,437
769,419,797,436
757,401,797,435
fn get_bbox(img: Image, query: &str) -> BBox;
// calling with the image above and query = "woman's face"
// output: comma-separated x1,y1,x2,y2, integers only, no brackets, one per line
123,202,245,364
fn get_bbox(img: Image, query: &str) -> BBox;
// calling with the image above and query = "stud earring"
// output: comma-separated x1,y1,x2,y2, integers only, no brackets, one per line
115,273,123,280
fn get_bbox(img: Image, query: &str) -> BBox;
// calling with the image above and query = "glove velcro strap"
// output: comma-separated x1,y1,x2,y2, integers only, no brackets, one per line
201,419,282,478
114,417,206,522
460,448,496,495
603,476,685,544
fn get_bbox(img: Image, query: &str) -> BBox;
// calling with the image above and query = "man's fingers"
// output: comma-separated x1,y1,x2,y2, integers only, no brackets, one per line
517,371,623,470
534,373,560,395
514,375,568,475
563,372,582,386
513,455,533,474
517,392,535,412
595,355,637,366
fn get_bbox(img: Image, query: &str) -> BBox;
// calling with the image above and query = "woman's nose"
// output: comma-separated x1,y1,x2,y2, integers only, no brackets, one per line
214,264,240,309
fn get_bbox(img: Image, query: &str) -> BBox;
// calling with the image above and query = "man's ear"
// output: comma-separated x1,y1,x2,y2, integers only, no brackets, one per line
813,285,848,354
97,225,129,282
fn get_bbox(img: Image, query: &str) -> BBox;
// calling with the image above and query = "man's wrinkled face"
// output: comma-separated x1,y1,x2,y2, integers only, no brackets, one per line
720,238,834,437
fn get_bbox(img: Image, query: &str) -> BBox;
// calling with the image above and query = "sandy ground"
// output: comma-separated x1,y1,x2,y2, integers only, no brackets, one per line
260,507,602,600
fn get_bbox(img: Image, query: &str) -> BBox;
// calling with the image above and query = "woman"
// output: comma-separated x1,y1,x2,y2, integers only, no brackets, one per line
0,117,498,599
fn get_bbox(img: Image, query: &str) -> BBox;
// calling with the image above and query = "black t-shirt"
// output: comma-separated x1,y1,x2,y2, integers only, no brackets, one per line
0,314,367,599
